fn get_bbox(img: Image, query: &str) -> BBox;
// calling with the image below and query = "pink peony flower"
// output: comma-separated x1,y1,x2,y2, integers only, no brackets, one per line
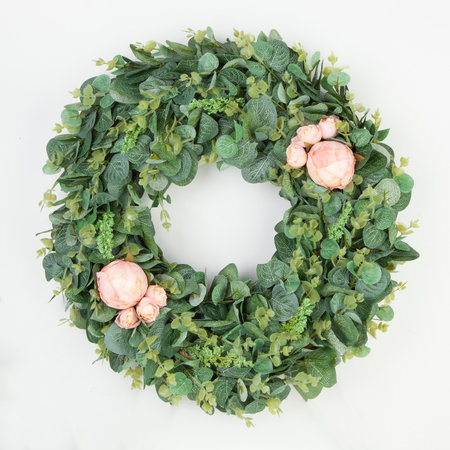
96,260,148,310
296,124,322,147
115,307,141,329
144,285,167,307
318,115,339,139
136,298,160,324
286,136,307,168
306,141,356,190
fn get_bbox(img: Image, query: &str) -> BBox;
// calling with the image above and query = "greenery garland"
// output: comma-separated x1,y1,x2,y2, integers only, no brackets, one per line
39,27,419,423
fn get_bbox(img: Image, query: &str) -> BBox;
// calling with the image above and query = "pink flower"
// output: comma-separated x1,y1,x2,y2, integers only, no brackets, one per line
296,124,322,148
136,298,160,324
144,285,167,307
286,136,307,168
115,307,141,329
96,260,148,310
318,115,339,139
306,141,356,190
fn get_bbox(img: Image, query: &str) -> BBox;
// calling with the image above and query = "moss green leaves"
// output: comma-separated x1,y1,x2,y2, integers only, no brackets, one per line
41,28,419,419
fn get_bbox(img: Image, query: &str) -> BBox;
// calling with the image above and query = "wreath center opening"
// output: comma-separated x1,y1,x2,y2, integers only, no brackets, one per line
148,164,289,282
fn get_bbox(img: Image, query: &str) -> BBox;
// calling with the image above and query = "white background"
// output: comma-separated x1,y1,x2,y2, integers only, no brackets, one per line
1,0,449,448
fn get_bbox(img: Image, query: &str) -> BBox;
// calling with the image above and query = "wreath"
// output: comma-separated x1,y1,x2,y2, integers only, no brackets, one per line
39,27,419,423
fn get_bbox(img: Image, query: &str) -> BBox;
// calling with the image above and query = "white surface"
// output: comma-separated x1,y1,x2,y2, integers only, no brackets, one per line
1,0,449,449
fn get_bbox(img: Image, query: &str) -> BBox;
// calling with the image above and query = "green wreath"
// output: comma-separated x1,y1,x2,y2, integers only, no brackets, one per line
39,27,419,423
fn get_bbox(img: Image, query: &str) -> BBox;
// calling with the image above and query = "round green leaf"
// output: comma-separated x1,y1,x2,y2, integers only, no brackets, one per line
93,74,111,92
350,129,371,147
363,224,387,249
198,53,219,73
320,238,340,259
375,178,401,206
376,305,394,321
215,135,238,159
327,71,351,86
394,174,414,193
374,207,396,230
361,263,382,285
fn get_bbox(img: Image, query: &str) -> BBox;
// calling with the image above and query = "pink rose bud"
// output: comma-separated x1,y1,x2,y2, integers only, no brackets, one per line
96,260,148,310
306,141,356,190
144,285,168,307
296,124,322,148
115,307,141,329
318,115,339,139
136,298,160,324
286,136,307,168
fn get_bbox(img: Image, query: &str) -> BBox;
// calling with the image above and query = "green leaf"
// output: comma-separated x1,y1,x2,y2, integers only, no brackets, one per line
189,283,207,306
253,41,273,61
211,282,227,305
245,399,266,414
375,178,401,206
241,154,276,184
214,377,236,408
104,323,134,357
257,258,290,288
363,224,387,249
355,269,391,301
274,233,296,261
197,113,219,143
270,285,299,321
350,129,372,147
169,372,192,396
332,315,358,345
93,74,111,92
288,63,307,81
361,262,382,285
267,40,290,72
198,53,219,73
374,207,396,230
61,108,82,128
245,96,278,131
90,304,117,322
320,239,339,259
100,94,114,108
324,195,342,216
224,140,258,169
327,71,351,86
394,174,414,193
109,77,141,104
104,154,129,184
215,135,238,158
356,151,387,177
254,357,273,374
376,305,394,321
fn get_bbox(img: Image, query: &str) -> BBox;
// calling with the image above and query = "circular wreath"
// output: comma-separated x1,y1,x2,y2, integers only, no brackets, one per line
40,28,419,421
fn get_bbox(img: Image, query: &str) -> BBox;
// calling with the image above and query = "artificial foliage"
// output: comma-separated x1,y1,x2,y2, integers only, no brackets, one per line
40,27,419,423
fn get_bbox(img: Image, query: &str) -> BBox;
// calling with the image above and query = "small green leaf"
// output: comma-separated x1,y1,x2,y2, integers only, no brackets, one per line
327,71,351,86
